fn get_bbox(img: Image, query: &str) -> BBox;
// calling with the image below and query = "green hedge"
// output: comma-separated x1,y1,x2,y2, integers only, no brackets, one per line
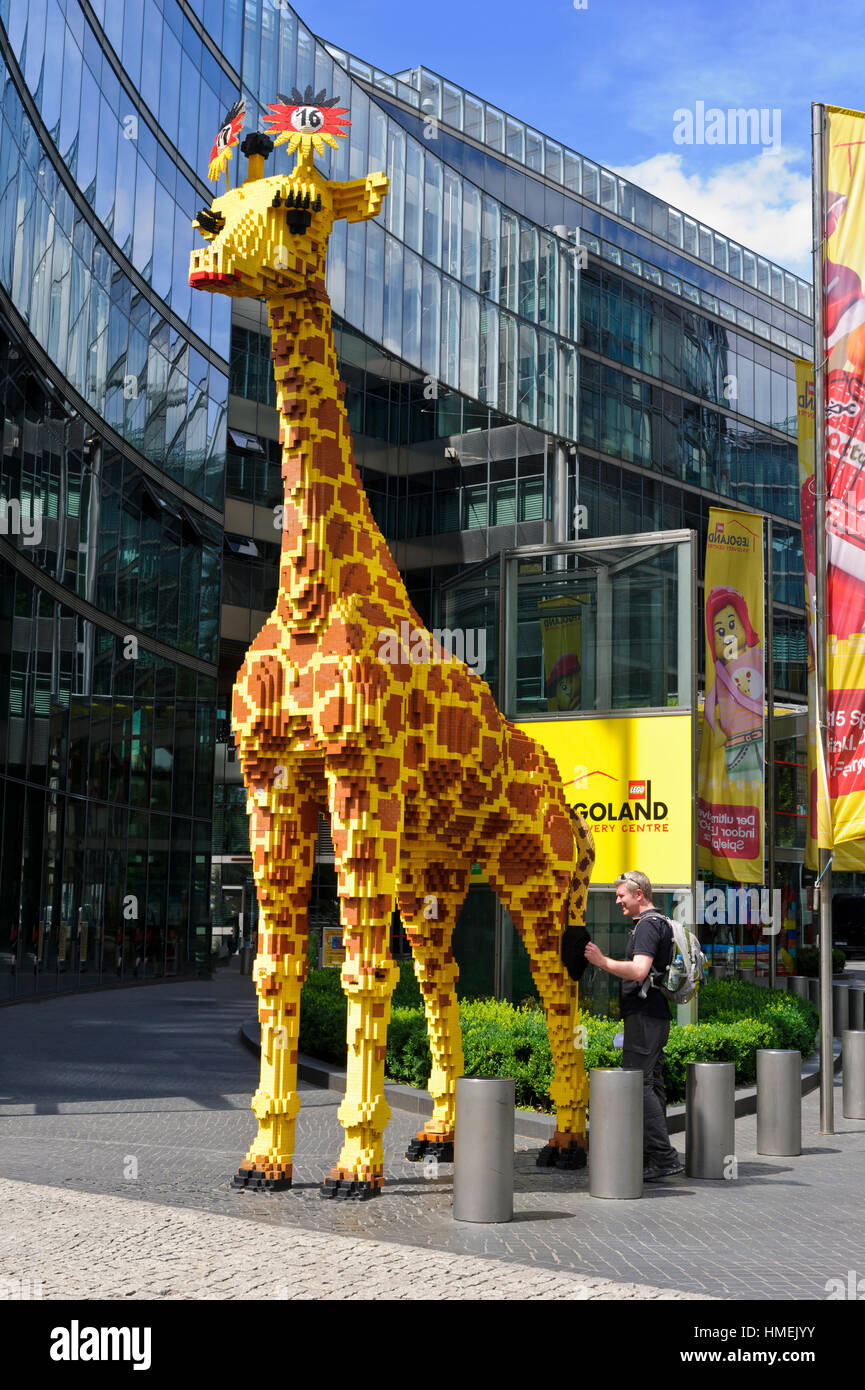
296,968,819,1110
796,946,846,977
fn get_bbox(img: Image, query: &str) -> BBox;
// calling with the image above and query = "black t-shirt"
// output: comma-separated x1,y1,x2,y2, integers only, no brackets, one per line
620,910,673,1019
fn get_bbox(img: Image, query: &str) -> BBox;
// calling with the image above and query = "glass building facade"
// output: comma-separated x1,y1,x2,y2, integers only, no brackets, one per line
0,0,817,1001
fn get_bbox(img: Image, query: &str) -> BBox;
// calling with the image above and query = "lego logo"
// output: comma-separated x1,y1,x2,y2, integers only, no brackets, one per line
628,781,646,798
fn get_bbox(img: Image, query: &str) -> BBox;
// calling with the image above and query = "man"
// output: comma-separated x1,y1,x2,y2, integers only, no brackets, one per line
583,870,683,1182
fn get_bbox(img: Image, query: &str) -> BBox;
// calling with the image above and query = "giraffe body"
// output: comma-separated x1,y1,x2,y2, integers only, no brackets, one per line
190,135,594,1197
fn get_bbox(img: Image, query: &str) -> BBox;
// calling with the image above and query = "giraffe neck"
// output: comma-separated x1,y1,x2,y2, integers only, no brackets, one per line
268,288,405,631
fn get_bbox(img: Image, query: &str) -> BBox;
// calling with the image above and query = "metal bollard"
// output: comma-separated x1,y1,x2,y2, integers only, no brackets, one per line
686,1062,735,1180
833,983,851,1037
756,1050,801,1155
807,977,820,1008
842,1031,865,1119
453,1077,514,1223
588,1069,643,1199
239,945,254,976
786,975,810,1000
847,986,865,1033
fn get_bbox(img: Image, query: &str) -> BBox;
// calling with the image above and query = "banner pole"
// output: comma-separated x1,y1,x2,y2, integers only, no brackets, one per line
812,101,834,1134
766,516,776,989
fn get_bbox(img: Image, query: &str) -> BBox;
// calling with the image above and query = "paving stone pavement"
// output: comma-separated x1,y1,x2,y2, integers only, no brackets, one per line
0,963,861,1301
0,1178,706,1300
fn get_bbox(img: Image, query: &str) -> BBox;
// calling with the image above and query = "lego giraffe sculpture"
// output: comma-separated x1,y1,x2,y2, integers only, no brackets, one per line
190,94,594,1199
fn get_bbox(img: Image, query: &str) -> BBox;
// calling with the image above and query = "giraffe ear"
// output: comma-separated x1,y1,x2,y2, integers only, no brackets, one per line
331,172,389,224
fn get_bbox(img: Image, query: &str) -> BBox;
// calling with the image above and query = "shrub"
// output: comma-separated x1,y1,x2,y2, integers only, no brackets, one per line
296,972,819,1113
796,946,846,977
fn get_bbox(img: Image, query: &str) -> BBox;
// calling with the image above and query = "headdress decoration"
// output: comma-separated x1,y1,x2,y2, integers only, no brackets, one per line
208,99,246,183
264,86,350,157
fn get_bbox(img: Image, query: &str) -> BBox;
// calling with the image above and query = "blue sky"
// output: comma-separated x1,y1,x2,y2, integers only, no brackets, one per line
310,0,865,279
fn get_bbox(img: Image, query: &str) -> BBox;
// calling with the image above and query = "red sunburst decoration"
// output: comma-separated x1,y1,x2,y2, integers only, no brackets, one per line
264,86,350,157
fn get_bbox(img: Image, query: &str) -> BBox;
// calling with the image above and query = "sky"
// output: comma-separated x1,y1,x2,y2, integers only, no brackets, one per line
309,0,865,280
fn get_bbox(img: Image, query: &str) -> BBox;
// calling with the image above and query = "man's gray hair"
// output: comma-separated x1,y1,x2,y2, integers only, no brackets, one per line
615,870,652,899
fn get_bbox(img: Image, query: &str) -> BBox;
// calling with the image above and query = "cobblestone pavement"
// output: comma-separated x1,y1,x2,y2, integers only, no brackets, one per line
0,1178,705,1300
0,964,861,1301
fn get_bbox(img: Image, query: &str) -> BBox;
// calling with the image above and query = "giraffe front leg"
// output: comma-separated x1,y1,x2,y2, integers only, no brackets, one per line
231,790,317,1192
398,872,467,1165
233,945,304,1190
537,981,589,1169
321,761,403,1200
319,912,399,1199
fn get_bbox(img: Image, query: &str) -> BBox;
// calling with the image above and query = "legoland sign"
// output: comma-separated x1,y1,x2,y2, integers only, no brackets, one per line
516,713,692,884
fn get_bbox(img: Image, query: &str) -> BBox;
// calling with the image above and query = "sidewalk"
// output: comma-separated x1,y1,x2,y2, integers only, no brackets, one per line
0,962,861,1301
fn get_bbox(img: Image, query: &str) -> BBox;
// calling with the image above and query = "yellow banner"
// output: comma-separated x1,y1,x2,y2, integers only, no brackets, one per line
515,714,692,884
697,509,764,882
824,107,865,843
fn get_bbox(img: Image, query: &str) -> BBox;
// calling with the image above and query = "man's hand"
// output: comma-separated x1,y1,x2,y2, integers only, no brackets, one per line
584,941,606,969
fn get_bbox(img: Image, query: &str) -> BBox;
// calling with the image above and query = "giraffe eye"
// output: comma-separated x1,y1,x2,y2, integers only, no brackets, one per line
196,208,225,239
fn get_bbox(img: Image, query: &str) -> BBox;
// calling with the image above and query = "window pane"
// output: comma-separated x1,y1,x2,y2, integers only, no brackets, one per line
481,196,500,300
423,158,443,267
462,185,481,290
383,236,403,356
442,168,461,279
460,288,479,399
421,263,441,378
402,248,422,365
404,140,423,253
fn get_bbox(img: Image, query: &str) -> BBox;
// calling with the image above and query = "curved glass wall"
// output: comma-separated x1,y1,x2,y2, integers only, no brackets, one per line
0,0,229,505
383,62,811,320
0,0,225,995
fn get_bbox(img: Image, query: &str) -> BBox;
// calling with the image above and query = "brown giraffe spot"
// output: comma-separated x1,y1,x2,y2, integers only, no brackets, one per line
543,806,573,859
480,735,500,770
378,797,400,831
290,667,314,704
316,399,339,433
506,781,541,816
318,693,345,734
327,516,354,557
382,693,403,737
279,501,302,545
255,622,281,648
509,730,540,772
308,479,335,516
374,758,400,788
408,688,434,729
314,661,341,698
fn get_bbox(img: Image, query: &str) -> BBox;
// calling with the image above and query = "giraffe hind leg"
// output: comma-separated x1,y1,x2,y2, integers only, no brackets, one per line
490,872,589,1172
398,868,468,1165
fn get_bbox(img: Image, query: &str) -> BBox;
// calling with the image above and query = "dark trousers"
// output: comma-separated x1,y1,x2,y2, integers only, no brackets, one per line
622,1010,678,1167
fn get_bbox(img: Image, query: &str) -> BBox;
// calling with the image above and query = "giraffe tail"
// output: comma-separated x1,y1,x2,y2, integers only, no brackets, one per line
561,806,594,981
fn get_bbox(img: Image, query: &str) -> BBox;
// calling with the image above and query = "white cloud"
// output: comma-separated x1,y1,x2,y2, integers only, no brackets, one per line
611,149,812,280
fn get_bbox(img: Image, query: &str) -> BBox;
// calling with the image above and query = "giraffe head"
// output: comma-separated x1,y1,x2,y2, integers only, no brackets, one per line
189,131,388,301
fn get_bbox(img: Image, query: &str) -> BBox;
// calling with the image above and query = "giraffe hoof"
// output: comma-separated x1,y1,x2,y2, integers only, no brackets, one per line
405,1137,455,1164
536,1142,587,1170
319,1177,382,1201
231,1165,293,1191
